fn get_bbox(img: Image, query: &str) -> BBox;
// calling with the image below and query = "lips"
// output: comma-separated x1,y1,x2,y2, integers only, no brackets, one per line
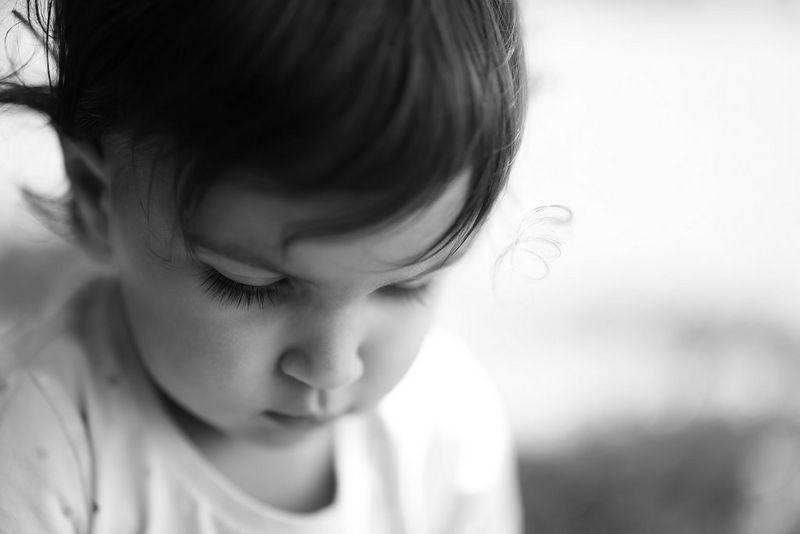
262,410,338,427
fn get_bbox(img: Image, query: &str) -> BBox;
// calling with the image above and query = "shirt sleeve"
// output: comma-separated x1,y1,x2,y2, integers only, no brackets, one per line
0,369,94,534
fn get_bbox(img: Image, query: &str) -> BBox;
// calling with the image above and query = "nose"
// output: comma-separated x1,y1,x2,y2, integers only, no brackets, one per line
279,306,365,391
280,348,364,391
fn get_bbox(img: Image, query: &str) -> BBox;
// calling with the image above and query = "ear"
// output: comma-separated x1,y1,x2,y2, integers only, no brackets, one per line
59,136,114,261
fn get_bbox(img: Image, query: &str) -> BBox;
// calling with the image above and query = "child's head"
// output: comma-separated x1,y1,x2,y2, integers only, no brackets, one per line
2,0,526,445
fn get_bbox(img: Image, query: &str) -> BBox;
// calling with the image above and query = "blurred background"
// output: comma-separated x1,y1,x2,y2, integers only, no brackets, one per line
2,0,800,532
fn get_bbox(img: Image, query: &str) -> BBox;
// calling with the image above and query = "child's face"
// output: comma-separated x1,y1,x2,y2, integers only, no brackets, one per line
104,153,469,446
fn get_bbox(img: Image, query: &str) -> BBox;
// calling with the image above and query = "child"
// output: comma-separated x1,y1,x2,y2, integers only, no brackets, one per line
0,0,527,532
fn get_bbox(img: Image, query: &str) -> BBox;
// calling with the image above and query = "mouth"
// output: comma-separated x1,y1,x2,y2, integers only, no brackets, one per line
262,410,338,428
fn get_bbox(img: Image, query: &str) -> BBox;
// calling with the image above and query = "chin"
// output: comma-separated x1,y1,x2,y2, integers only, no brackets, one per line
239,420,332,449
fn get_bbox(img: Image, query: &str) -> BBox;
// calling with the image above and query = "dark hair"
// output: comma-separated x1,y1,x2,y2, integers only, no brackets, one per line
1,0,527,260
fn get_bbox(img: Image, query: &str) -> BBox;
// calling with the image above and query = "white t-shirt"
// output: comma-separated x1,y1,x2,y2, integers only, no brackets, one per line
0,278,522,534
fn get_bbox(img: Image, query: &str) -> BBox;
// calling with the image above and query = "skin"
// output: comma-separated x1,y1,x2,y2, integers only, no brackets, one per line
71,138,471,511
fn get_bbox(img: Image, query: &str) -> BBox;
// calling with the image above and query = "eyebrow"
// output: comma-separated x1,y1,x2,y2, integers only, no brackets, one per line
188,234,470,281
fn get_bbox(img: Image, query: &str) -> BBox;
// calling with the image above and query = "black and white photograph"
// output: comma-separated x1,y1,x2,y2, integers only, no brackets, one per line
1,1,799,532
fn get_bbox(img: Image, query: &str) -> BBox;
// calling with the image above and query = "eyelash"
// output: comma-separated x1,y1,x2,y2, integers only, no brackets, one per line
379,283,431,304
200,268,290,309
199,268,432,309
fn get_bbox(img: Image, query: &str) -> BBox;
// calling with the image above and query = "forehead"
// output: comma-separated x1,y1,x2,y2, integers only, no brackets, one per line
186,171,471,277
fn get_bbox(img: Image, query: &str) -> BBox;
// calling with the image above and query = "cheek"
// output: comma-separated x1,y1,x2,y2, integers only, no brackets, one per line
108,203,251,357
109,227,282,404
361,304,435,400
118,267,290,418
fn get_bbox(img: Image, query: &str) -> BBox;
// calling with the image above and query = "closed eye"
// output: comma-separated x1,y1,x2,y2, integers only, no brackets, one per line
199,268,292,309
377,281,433,304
